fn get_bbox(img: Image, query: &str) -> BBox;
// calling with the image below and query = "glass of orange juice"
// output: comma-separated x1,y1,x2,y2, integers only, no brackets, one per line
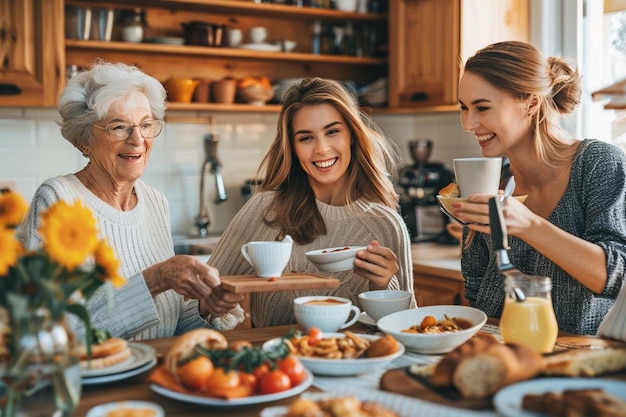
499,275,558,353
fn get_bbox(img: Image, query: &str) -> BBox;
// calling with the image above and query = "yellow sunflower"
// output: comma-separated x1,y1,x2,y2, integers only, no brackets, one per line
0,228,23,275
0,191,28,228
94,239,125,288
39,200,98,270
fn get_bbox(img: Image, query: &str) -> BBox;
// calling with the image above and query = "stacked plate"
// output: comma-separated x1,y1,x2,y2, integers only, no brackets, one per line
81,342,157,385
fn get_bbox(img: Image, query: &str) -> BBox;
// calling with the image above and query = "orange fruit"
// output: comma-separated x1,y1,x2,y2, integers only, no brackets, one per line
177,355,214,391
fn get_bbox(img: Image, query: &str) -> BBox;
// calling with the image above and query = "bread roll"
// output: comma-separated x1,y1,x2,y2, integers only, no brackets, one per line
543,347,626,377
165,328,227,375
452,342,545,399
430,332,499,387
439,183,460,198
522,389,626,417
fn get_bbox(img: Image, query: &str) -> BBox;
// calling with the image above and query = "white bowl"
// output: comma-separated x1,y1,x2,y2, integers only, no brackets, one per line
86,401,164,417
263,332,404,376
358,290,413,321
377,305,487,354
305,246,367,272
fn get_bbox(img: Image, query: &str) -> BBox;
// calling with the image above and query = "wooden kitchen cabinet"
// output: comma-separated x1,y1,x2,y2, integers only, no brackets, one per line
414,268,468,307
388,0,529,110
63,0,388,112
0,0,65,107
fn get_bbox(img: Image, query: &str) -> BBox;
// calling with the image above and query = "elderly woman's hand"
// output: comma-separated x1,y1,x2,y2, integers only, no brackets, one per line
143,255,221,300
202,286,245,317
353,240,399,290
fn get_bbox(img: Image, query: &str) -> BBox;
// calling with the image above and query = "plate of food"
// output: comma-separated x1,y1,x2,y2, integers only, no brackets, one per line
80,339,156,379
148,328,314,407
264,330,404,376
377,305,487,354
493,377,626,417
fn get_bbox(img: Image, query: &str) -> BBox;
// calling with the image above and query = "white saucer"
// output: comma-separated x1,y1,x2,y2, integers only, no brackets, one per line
241,43,282,52
358,311,377,327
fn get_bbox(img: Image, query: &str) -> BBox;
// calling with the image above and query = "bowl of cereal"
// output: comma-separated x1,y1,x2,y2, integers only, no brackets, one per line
377,305,487,354
305,246,367,272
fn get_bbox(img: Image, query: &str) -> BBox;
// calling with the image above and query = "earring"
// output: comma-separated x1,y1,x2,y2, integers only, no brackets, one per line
78,145,90,157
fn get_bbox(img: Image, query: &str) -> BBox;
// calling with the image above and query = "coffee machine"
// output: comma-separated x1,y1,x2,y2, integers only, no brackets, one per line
397,139,457,244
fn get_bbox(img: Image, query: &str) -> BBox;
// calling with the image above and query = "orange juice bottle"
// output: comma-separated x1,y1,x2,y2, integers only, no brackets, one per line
499,275,558,353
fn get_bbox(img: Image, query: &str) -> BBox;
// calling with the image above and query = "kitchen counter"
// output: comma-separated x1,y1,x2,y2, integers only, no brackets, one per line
410,242,466,306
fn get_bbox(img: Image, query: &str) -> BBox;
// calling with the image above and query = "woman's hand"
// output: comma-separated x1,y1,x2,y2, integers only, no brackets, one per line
202,286,245,317
353,240,399,290
143,255,221,300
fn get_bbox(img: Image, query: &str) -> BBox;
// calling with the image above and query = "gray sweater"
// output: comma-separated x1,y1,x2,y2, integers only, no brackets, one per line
462,139,626,335
19,174,212,340
208,191,416,328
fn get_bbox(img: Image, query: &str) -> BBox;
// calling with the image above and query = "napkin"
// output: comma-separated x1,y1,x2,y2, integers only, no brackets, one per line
597,281,626,342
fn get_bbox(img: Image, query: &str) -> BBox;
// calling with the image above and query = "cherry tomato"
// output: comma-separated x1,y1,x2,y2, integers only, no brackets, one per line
253,362,271,381
307,327,324,346
176,355,214,391
259,369,291,394
277,355,307,386
238,371,258,391
206,367,240,391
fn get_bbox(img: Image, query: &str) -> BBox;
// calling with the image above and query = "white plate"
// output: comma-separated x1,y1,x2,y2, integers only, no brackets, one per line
358,311,377,327
493,377,626,417
263,333,404,376
82,357,157,385
241,43,282,52
86,400,164,417
81,342,156,378
149,368,313,406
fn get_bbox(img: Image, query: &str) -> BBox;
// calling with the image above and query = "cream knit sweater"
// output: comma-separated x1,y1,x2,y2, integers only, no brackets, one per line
208,191,416,328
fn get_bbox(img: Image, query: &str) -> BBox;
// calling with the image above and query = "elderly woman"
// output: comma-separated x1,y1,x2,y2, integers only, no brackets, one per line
19,61,245,340
209,77,415,328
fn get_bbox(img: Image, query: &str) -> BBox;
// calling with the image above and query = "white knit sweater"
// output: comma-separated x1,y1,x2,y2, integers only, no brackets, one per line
19,174,212,340
208,191,416,328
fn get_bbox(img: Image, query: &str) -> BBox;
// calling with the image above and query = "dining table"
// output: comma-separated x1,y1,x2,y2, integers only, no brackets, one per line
26,319,626,417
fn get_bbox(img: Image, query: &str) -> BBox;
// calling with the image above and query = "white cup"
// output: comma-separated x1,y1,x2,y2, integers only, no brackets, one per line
358,290,413,321
241,239,292,278
453,157,502,197
228,28,243,47
293,296,360,332
248,26,267,44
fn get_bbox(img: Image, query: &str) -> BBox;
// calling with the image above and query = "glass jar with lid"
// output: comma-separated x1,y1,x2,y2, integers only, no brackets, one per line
120,8,144,43
499,275,559,353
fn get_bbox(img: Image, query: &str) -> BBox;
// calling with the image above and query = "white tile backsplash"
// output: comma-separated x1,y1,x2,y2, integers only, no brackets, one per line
0,109,479,235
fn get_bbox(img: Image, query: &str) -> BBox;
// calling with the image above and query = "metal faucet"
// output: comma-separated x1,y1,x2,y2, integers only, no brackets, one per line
195,129,227,237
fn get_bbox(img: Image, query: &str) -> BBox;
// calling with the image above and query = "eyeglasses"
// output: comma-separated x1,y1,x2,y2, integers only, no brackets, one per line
94,119,164,141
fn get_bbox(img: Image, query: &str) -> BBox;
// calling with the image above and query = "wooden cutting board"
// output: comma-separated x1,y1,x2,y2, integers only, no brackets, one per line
220,273,340,293
380,367,492,410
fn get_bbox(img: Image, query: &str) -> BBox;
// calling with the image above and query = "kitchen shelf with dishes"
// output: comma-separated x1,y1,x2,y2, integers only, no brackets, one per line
63,0,390,113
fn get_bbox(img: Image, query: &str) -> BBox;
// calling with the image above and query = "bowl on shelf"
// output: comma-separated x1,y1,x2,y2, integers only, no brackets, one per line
237,85,274,105
163,78,199,103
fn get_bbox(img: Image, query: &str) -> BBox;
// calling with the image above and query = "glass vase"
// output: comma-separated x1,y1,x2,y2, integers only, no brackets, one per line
0,295,82,417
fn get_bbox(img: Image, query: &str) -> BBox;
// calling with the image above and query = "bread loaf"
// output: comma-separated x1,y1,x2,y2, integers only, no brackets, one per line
543,347,626,377
452,342,545,399
430,333,499,387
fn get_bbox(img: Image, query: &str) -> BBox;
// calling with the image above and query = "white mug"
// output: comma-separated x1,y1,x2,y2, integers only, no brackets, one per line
293,295,360,332
453,157,502,197
248,26,267,44
228,28,243,47
241,238,292,278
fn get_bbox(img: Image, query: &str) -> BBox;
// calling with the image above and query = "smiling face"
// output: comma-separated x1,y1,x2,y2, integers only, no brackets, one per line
292,103,352,204
90,93,155,185
458,71,534,157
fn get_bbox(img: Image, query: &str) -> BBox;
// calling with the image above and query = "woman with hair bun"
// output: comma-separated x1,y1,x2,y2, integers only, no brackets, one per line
452,41,626,335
